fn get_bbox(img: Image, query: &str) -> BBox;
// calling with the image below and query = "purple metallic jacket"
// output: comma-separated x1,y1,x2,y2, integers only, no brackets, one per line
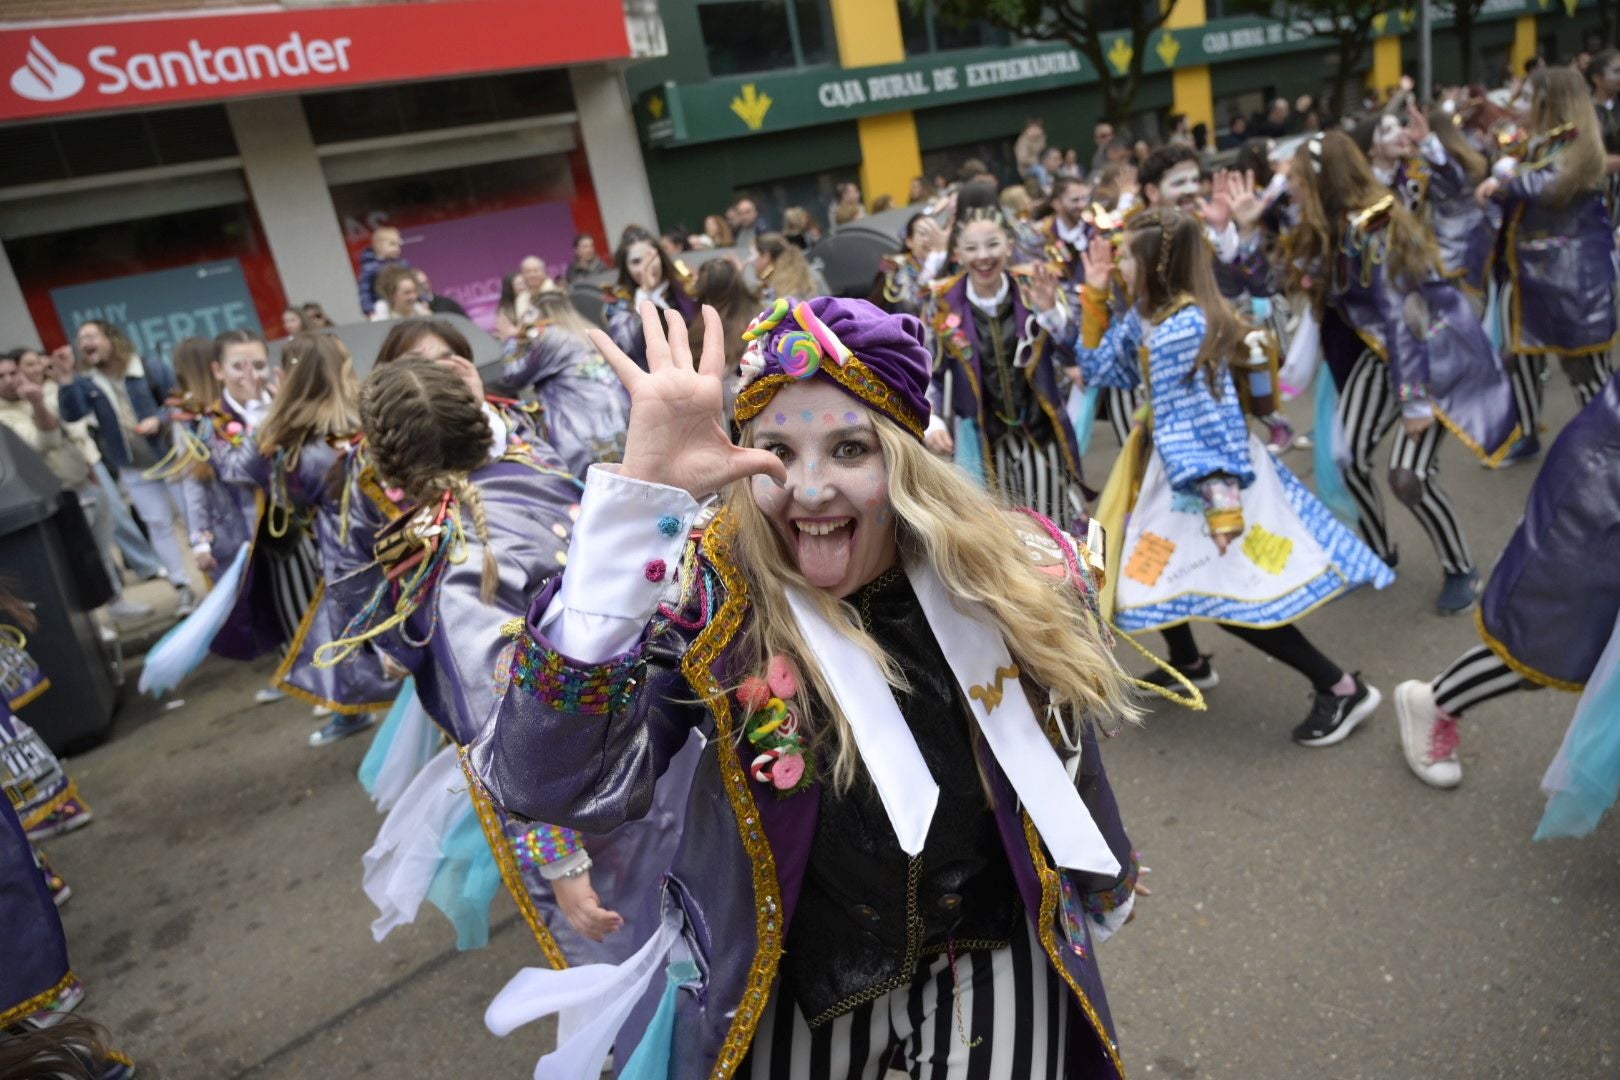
1480,372,1620,689
215,433,394,713
501,327,630,478
1333,198,1521,462
1493,166,1619,357
183,400,284,662
471,510,1135,1080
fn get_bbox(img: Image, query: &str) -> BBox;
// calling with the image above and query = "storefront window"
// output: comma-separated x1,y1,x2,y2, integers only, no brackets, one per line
303,71,574,144
8,197,285,353
697,0,832,76
903,7,1012,56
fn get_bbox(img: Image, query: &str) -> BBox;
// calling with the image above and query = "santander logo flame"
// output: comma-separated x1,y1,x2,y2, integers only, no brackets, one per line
10,36,85,102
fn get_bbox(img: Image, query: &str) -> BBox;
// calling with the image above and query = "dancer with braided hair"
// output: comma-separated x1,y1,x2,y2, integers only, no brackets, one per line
212,332,393,746
329,357,688,963
1073,209,1390,745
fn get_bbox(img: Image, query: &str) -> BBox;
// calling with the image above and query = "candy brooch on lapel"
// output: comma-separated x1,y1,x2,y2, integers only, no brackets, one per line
738,654,814,796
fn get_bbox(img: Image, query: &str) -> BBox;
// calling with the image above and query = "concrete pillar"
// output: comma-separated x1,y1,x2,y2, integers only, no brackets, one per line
1164,0,1214,133
0,240,41,349
225,97,363,323
1511,15,1538,74
829,0,923,208
570,64,660,244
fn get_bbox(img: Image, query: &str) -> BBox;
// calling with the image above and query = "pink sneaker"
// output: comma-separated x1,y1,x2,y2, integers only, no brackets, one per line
1395,680,1462,788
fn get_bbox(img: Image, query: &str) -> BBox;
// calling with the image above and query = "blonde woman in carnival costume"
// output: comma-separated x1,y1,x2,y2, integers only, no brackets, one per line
469,297,1151,1078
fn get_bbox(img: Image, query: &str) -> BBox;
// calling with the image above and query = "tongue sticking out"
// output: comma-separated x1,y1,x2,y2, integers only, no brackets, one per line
796,522,854,589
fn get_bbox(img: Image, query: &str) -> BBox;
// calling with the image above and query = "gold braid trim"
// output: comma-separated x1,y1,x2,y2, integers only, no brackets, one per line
1474,608,1584,693
734,355,927,439
272,582,395,716
9,677,50,712
460,750,571,971
1022,813,1129,1079
20,778,83,832
680,510,784,1079
0,971,77,1028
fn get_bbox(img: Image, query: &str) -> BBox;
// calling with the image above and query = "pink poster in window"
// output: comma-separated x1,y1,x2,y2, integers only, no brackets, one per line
404,202,578,333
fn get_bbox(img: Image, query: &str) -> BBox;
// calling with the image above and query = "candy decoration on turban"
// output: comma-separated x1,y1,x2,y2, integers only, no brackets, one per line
791,300,853,369
776,331,823,379
733,295,933,440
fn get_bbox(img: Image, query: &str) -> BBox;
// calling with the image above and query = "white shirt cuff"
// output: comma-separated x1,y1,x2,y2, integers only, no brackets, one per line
1420,132,1449,167
919,249,947,285
1208,221,1241,263
1089,892,1134,945
540,465,701,663
1400,400,1435,420
1035,303,1071,338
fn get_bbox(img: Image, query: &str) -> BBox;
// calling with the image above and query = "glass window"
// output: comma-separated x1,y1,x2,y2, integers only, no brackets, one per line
303,71,573,144
900,3,931,56
793,0,830,67
699,1,797,76
932,16,1010,52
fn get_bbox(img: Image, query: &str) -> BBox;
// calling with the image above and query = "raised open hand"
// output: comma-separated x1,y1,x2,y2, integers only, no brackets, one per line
1405,100,1431,144
1029,262,1061,313
1225,169,1265,234
589,302,787,499
1080,238,1114,292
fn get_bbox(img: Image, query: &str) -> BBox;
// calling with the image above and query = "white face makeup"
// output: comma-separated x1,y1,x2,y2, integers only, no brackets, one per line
954,219,1010,292
1159,161,1202,212
1374,114,1412,160
215,342,268,404
748,381,898,598
627,241,664,291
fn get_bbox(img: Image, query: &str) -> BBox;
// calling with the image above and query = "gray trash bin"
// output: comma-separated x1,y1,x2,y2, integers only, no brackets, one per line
0,427,116,753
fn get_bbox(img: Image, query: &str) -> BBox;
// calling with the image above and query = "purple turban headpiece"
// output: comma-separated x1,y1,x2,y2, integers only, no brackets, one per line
734,296,931,439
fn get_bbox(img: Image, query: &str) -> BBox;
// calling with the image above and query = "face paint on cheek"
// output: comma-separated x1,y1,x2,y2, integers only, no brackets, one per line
753,474,789,512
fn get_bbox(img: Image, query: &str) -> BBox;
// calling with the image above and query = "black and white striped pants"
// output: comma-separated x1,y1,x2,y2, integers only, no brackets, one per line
1432,644,1537,717
1336,350,1474,574
991,432,1086,532
1506,352,1615,437
1101,386,1140,448
743,919,1071,1080
264,531,321,643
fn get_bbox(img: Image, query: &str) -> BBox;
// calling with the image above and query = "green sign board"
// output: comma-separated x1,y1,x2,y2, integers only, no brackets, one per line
637,2,1548,147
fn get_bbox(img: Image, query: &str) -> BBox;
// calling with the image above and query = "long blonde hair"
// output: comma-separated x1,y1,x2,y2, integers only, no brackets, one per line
256,332,360,456
757,233,819,297
1526,66,1606,208
725,411,1136,793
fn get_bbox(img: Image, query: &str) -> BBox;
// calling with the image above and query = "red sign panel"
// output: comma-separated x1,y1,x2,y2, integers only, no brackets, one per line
0,0,630,122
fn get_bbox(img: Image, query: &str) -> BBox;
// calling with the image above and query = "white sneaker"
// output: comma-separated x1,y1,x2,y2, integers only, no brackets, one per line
174,585,198,617
254,687,286,705
1395,679,1463,788
311,704,333,719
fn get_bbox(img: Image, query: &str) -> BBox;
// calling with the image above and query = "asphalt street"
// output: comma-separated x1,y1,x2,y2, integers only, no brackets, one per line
37,384,1620,1079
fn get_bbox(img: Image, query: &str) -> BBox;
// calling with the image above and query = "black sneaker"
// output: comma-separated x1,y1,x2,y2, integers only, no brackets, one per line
1293,675,1381,747
1136,654,1220,696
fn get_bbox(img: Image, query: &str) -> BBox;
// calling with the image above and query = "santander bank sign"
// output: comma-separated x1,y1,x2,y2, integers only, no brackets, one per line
0,0,631,121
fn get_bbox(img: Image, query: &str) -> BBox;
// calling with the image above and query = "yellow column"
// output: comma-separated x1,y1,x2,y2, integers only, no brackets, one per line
1164,0,1213,132
1367,32,1403,97
827,0,923,209
1510,14,1538,74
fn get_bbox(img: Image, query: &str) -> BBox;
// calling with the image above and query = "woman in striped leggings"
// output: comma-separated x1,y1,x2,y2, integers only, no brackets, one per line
1480,67,1618,465
1395,369,1620,788
1283,132,1520,616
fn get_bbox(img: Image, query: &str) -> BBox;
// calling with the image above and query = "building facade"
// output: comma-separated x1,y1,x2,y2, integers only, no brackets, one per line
625,0,1602,236
0,0,662,351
